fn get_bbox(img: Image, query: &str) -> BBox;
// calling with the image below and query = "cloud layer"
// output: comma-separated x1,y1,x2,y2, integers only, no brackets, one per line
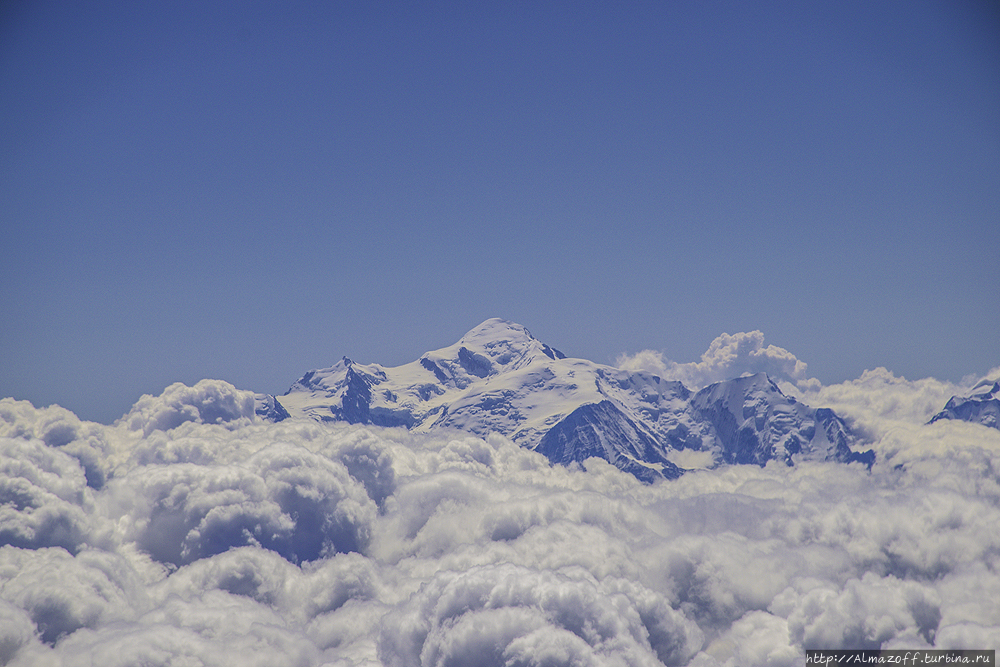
2,358,999,665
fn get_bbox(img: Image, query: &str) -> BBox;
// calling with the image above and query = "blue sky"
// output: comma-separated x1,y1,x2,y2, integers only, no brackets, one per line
2,0,998,424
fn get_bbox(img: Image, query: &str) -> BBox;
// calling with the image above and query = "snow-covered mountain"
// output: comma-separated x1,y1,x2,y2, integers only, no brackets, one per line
929,378,1000,429
277,319,873,481
689,374,873,468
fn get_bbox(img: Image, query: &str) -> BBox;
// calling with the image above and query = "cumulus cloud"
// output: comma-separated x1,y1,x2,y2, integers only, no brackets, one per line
106,442,377,567
0,600,37,665
777,573,942,649
119,379,258,437
0,437,108,553
42,591,323,667
617,332,816,391
0,546,146,646
2,374,1000,665
791,367,970,437
0,398,114,488
377,563,702,667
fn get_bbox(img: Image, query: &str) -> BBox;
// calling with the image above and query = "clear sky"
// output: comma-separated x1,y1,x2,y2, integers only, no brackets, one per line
2,0,998,424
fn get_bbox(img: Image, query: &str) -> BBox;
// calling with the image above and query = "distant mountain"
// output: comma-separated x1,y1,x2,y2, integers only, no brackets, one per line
276,319,873,481
689,374,873,468
929,379,1000,430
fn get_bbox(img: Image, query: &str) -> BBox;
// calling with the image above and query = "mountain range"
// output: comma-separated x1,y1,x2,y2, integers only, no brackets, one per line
273,319,875,482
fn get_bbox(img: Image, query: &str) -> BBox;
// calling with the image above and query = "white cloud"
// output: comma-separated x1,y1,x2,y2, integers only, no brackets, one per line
691,611,798,667
118,379,258,437
49,591,322,667
376,563,702,667
0,599,43,664
617,332,816,391
0,547,145,646
0,398,114,488
793,367,970,436
0,437,109,553
149,547,381,627
779,573,942,649
105,442,377,567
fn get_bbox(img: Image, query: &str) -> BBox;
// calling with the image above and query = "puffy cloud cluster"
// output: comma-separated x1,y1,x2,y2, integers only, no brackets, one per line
119,379,258,437
378,563,703,667
617,332,815,391
2,369,999,665
1,399,113,488
793,366,977,438
105,443,377,567
0,434,109,554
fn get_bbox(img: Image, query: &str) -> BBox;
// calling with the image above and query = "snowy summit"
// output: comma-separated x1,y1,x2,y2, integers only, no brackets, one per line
929,378,1000,429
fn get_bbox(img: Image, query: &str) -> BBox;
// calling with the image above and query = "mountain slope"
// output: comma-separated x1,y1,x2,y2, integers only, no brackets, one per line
277,319,873,480
929,379,1000,429
690,374,873,467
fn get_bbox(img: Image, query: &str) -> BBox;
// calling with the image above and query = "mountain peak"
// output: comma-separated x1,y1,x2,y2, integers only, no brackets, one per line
442,319,565,372
460,318,534,342
930,378,1000,429
970,378,1000,397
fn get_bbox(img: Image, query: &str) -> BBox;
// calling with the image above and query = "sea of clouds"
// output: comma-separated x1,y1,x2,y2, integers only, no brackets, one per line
2,334,999,666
